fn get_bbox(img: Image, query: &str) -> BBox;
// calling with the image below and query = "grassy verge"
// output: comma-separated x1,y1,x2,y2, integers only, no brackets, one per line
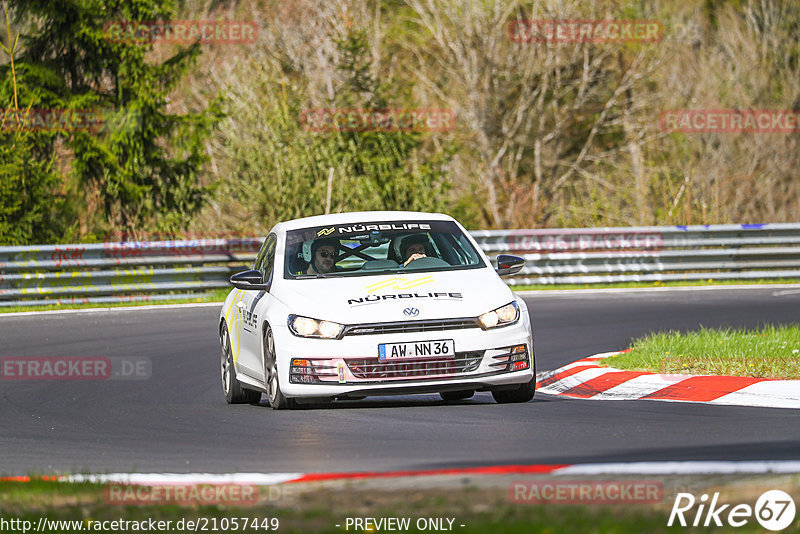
0,289,231,314
1,478,789,534
602,324,800,379
511,278,800,291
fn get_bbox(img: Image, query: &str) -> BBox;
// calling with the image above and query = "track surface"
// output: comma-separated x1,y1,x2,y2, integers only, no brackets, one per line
1,287,799,476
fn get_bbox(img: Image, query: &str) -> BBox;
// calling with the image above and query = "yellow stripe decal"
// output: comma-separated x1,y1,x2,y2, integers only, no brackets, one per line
223,290,245,365
366,275,435,293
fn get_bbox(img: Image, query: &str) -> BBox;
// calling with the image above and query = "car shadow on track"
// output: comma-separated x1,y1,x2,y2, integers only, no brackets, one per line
246,393,551,410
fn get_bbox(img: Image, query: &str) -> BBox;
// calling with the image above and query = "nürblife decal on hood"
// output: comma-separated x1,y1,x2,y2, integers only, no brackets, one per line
348,274,461,306
347,291,463,307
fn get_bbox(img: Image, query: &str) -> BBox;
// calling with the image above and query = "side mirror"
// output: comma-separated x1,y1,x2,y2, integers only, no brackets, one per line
230,269,269,290
495,254,524,276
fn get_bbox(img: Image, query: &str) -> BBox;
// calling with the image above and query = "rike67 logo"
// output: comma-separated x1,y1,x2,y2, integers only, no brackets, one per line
669,490,796,531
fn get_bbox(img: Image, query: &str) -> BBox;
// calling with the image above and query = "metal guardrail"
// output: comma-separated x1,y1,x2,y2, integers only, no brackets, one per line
472,223,800,285
1,224,798,307
0,239,262,307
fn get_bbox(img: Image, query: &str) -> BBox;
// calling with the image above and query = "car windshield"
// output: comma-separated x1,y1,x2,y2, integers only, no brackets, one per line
284,220,485,278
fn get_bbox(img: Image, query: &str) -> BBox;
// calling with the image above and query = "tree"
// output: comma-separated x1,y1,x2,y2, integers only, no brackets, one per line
0,126,67,245
0,3,67,245
4,0,221,240
205,16,453,235
404,0,664,228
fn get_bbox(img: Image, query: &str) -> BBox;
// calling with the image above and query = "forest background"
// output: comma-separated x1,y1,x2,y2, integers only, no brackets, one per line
1,0,798,245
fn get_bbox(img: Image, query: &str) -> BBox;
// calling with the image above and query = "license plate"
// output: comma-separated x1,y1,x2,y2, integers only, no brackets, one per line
378,339,455,361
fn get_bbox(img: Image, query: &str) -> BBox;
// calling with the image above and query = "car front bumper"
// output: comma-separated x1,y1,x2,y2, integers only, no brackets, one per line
276,320,534,398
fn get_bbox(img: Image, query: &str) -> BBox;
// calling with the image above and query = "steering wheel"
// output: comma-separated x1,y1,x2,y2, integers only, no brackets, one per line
403,256,449,268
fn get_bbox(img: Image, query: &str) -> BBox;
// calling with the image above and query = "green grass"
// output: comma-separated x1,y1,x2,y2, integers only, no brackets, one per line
0,289,231,314
511,278,800,291
0,479,777,534
602,324,800,379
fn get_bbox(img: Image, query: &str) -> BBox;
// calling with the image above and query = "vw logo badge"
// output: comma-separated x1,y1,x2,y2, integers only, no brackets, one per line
403,307,420,317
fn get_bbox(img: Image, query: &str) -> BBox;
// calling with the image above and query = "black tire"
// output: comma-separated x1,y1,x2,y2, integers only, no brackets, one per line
220,323,262,404
440,390,475,401
491,376,536,404
264,326,296,410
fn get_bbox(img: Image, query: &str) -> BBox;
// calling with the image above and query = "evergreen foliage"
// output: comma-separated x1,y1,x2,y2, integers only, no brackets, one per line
1,0,221,243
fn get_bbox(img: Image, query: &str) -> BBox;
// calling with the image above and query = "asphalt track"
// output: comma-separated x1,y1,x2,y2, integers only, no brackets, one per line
1,287,799,476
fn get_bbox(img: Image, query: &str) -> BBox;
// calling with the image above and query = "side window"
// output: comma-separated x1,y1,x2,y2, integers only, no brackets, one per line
252,237,269,271
256,234,277,285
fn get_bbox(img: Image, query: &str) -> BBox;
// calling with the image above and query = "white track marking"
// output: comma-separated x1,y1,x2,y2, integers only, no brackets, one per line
64,472,303,485
711,381,800,409
57,461,800,484
554,461,800,476
536,367,613,395
538,352,800,409
773,289,800,296
589,373,691,400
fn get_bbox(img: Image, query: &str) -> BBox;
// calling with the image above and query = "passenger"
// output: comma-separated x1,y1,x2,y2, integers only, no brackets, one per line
307,239,338,274
400,234,430,267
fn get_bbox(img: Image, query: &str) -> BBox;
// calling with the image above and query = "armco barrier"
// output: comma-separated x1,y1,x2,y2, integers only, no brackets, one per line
0,239,262,308
0,224,798,307
473,223,800,285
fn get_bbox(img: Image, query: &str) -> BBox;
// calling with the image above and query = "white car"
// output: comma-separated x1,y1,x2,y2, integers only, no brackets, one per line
218,211,535,409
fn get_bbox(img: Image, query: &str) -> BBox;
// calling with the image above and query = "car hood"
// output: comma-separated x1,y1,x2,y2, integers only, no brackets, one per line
273,268,515,324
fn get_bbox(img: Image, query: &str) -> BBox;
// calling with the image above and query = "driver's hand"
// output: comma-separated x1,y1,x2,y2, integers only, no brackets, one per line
403,253,427,266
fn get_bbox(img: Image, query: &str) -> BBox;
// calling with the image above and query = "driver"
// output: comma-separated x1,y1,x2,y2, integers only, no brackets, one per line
307,239,338,274
400,234,430,267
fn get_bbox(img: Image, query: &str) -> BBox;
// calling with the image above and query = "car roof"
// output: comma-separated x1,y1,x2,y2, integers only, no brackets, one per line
275,211,456,232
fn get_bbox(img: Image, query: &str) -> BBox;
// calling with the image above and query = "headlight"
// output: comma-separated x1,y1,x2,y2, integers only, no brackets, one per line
317,320,343,338
288,315,344,339
477,301,519,330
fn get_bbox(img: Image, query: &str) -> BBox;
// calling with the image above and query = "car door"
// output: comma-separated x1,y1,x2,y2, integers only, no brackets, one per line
235,233,277,384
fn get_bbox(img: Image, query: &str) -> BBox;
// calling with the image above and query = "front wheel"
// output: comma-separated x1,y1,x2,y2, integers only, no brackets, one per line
264,326,296,410
491,376,536,404
220,323,261,404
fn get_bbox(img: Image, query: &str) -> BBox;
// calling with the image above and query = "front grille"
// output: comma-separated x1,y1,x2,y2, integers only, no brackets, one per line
346,351,483,380
342,318,479,337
